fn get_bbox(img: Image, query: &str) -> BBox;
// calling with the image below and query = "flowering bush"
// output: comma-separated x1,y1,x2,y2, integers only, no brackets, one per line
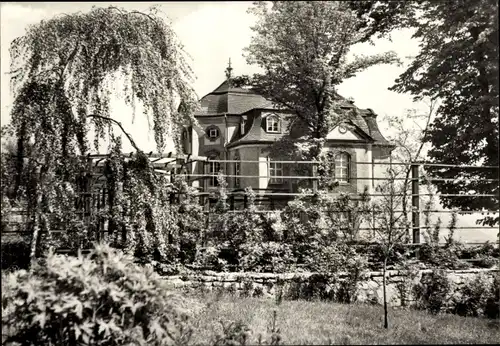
2,243,196,345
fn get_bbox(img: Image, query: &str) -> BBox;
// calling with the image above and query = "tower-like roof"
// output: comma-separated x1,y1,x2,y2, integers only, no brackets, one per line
195,80,275,116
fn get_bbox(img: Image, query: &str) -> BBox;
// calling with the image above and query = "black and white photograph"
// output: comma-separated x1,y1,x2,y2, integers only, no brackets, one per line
1,1,499,345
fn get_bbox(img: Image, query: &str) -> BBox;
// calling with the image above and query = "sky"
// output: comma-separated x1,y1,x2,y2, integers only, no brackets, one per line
0,2,497,242
0,1,424,146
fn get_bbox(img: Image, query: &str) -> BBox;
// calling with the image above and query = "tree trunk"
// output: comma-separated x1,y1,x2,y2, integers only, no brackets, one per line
14,122,27,200
383,257,389,329
29,165,46,268
29,213,41,268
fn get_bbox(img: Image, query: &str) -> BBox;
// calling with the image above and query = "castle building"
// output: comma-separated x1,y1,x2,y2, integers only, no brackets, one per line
181,62,394,207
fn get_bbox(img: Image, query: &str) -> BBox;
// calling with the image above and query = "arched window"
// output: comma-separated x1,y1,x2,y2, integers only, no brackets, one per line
335,152,350,183
266,115,281,133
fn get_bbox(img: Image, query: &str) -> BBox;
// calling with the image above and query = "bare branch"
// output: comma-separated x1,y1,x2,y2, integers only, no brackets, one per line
87,114,143,153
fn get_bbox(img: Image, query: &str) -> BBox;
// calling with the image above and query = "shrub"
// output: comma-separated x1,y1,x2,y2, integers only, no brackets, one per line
484,272,500,319
303,244,367,303
452,273,498,318
240,279,254,298
394,261,421,307
365,242,408,269
297,273,338,301
1,235,31,271
194,245,229,272
2,243,196,346
418,243,471,270
238,242,296,273
473,256,499,269
414,269,451,314
307,243,367,273
213,320,251,346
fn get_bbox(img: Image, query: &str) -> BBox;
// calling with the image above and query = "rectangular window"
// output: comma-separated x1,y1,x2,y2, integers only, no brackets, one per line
269,161,283,184
209,128,219,138
208,161,220,187
335,153,349,183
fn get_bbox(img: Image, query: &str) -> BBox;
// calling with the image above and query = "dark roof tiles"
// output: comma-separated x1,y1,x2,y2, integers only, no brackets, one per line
197,78,392,147
196,80,273,116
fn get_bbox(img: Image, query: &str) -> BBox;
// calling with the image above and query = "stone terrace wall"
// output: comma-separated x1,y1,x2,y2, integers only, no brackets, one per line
163,269,499,307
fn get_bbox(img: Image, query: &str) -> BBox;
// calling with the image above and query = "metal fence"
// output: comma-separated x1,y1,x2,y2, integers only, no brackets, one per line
2,153,499,252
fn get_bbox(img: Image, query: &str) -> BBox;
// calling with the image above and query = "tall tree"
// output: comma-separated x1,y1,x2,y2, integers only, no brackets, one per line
390,0,499,225
5,6,199,263
239,1,400,152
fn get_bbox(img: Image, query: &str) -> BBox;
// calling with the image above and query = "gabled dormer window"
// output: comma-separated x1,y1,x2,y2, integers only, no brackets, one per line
266,115,280,133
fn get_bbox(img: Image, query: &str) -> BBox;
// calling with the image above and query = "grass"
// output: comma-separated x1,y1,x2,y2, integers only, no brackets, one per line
186,291,500,345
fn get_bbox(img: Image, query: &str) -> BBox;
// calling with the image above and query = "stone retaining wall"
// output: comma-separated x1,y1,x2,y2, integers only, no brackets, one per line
163,269,499,307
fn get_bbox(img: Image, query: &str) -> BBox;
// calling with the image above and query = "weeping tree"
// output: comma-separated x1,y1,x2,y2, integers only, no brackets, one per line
5,6,199,265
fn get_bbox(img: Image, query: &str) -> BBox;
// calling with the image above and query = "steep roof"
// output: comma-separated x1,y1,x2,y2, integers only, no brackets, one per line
197,78,392,147
359,109,392,145
195,80,277,116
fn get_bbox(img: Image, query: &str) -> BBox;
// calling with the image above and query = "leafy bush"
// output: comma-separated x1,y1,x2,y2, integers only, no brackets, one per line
1,236,31,271
2,243,196,345
484,272,500,319
473,256,499,269
289,274,338,301
306,243,367,273
238,242,296,273
212,311,282,346
464,242,500,259
193,245,229,272
418,243,471,270
213,320,252,346
365,243,409,269
414,269,451,314
460,242,500,269
302,244,368,302
452,274,496,317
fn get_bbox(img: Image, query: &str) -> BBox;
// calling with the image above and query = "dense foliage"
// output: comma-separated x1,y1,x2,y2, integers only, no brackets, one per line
389,0,499,224
2,6,201,264
1,244,196,345
414,269,499,319
234,1,400,162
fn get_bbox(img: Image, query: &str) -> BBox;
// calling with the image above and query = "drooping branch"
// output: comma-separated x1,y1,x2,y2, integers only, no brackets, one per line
87,114,143,153
9,6,197,153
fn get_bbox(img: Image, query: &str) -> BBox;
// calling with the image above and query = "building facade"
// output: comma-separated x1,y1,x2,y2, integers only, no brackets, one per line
181,69,394,206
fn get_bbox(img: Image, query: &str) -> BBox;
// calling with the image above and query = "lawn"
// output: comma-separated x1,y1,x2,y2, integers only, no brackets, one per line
187,292,500,345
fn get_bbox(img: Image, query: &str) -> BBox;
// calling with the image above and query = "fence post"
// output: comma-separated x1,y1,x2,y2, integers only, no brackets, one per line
312,162,318,192
411,164,420,244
